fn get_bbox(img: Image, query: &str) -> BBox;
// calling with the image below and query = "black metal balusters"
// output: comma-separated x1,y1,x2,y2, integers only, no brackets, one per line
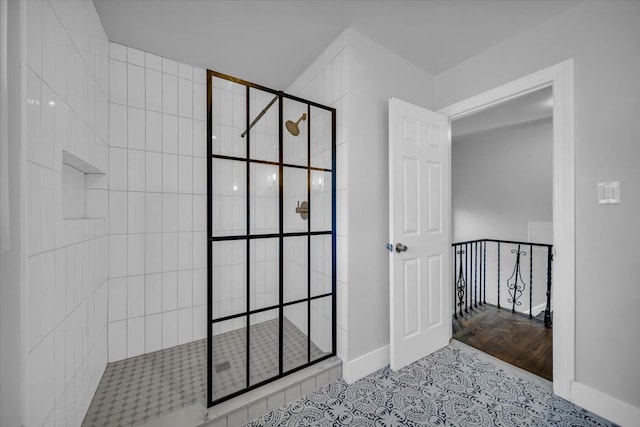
453,246,457,318
497,242,501,309
544,247,553,327
451,239,552,324
465,244,469,313
474,242,478,308
482,241,486,304
529,244,533,318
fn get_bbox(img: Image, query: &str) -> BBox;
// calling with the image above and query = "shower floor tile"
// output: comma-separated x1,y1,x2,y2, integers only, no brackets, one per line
212,318,327,401
82,318,325,426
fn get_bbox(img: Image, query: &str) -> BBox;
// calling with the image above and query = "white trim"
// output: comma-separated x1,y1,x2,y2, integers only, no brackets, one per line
525,302,546,317
438,59,575,401
343,345,390,384
523,301,553,317
0,0,9,252
571,381,640,427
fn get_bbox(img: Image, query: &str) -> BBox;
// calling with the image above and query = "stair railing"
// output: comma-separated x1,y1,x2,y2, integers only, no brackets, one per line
452,239,553,327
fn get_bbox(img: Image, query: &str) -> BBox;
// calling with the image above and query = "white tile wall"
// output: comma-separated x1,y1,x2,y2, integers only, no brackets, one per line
25,1,110,426
287,32,348,361
108,42,208,362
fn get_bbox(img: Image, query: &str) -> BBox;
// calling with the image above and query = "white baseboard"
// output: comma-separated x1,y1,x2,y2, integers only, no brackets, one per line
524,302,546,316
571,380,640,427
523,300,554,316
343,345,389,384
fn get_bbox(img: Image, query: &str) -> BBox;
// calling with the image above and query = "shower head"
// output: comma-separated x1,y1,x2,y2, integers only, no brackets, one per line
285,113,307,136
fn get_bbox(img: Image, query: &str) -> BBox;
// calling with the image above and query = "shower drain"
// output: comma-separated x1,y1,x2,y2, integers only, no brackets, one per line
214,361,231,373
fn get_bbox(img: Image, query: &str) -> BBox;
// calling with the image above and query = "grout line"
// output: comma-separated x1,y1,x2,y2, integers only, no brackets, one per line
124,53,130,360
46,0,109,98
26,277,108,357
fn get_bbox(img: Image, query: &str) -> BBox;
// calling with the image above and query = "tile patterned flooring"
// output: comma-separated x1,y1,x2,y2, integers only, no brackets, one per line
82,318,323,426
246,342,616,426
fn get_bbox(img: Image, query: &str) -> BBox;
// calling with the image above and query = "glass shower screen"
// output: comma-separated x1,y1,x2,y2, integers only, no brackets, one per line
207,71,336,406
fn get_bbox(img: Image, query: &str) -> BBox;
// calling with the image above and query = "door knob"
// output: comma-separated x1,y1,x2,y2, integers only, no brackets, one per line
395,243,408,253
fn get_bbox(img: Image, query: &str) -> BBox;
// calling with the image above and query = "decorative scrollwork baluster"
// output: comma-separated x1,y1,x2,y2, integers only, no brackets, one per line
506,244,528,313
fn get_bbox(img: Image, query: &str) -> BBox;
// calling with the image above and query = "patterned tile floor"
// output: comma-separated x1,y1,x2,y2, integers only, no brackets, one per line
246,342,617,426
83,318,323,426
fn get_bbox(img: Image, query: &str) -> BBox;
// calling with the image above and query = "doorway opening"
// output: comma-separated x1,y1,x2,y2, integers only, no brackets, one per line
449,87,554,380
387,58,575,399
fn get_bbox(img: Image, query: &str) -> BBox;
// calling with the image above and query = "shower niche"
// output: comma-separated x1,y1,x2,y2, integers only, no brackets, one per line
207,71,336,406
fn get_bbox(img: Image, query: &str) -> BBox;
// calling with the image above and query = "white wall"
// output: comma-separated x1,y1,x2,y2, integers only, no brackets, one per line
452,119,552,242
345,29,435,363
24,1,110,426
107,42,208,362
435,0,640,413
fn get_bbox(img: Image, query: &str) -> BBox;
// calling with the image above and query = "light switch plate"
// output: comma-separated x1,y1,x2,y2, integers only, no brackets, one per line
597,181,620,204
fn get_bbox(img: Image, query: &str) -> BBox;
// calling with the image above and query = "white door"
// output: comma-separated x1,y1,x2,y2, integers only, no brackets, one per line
389,98,451,371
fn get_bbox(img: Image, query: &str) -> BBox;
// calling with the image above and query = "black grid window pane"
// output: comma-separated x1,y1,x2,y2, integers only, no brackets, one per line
310,106,332,170
211,316,246,401
283,167,308,234
211,158,246,237
283,236,308,304
310,170,332,232
311,235,332,297
211,76,246,158
249,87,279,163
250,238,279,311
211,240,246,319
310,296,333,362
282,98,308,167
283,302,309,372
249,309,280,386
250,163,279,235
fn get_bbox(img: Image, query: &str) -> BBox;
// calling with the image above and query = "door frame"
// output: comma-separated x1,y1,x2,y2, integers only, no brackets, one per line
437,59,575,400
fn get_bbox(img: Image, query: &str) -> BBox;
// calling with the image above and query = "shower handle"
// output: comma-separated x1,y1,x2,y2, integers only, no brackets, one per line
395,243,408,253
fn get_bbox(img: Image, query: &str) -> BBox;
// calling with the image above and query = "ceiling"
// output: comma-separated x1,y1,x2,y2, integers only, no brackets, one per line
452,86,553,140
93,0,580,90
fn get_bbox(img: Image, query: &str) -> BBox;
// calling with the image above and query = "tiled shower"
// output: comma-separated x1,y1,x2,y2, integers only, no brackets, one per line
21,1,345,425
80,49,336,425
106,42,208,362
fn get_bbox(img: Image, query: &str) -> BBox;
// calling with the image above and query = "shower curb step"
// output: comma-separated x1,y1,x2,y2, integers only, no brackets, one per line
141,357,342,427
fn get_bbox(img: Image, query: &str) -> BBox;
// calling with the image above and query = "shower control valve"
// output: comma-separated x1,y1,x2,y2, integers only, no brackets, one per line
295,200,309,220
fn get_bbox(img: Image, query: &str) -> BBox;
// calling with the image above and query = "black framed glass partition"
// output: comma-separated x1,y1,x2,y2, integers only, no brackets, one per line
207,70,336,406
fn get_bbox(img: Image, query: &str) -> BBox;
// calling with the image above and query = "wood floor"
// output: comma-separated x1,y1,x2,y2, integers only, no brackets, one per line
452,304,553,380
